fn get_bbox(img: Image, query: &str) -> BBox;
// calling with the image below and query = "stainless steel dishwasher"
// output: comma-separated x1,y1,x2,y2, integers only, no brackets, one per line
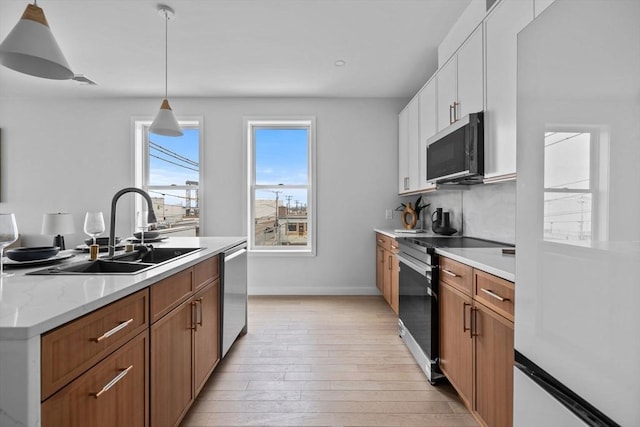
221,242,248,357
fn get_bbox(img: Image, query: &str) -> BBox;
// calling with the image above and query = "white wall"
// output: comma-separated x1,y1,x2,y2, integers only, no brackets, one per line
0,96,404,295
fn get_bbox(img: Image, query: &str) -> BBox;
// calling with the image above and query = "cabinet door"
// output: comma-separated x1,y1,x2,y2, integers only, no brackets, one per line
484,0,533,179
407,97,420,192
194,280,221,395
474,302,514,427
383,249,393,307
437,57,457,131
398,107,409,193
150,300,194,427
376,244,385,293
439,282,473,408
42,331,148,427
457,25,484,119
389,252,399,314
418,79,438,191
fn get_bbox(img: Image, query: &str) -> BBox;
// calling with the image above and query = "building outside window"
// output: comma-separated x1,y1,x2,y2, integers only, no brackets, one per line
247,118,316,254
134,118,202,236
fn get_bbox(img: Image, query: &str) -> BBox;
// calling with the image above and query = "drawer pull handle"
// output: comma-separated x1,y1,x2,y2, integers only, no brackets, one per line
377,239,383,243
191,301,198,330
441,269,458,278
197,297,204,326
91,365,133,398
481,288,509,302
91,319,134,343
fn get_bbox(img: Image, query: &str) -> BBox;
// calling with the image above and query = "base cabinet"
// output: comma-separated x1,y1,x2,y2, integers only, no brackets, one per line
375,233,399,313
150,273,221,427
42,331,149,427
439,256,515,427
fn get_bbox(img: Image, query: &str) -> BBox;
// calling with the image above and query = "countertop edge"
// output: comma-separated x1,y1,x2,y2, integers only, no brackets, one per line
0,236,247,340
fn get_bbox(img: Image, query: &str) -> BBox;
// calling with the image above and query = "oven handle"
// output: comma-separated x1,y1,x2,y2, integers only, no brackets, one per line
396,253,435,278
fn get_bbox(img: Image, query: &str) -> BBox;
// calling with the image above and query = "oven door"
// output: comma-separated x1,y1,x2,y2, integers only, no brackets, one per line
397,253,439,377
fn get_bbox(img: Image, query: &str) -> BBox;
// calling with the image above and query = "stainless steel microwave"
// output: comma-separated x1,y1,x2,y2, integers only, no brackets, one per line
426,111,484,184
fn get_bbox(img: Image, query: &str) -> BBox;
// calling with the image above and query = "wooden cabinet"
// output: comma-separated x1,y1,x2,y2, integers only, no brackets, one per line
375,233,399,313
42,331,149,427
150,256,221,427
439,281,473,407
398,97,420,194
437,25,484,132
438,256,515,427
484,0,533,181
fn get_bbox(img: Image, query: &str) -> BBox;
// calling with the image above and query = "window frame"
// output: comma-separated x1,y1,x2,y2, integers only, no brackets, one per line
542,127,607,243
245,117,316,255
133,117,204,230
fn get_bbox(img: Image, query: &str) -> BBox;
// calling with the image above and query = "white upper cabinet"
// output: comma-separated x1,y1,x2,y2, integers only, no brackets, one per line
457,26,484,119
437,25,484,132
484,0,534,180
437,57,458,131
418,79,437,191
398,97,420,194
398,105,409,193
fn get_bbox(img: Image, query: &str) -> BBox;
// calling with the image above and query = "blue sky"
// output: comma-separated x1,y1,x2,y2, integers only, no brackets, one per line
255,128,308,186
149,129,200,186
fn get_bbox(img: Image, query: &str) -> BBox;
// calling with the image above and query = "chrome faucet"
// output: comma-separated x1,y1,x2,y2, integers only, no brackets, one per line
108,187,157,258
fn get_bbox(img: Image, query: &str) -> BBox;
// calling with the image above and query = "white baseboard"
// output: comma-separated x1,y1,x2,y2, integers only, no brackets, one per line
248,285,381,296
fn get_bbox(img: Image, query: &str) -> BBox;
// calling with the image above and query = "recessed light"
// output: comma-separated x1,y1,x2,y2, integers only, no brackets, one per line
334,60,346,67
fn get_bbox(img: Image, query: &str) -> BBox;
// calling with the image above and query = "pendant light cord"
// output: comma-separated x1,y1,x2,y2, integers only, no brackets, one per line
164,9,168,99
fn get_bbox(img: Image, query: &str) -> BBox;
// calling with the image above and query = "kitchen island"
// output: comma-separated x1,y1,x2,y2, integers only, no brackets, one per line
0,236,246,427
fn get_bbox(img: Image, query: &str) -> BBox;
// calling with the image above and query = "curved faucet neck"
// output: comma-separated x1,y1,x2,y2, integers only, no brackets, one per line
108,187,157,258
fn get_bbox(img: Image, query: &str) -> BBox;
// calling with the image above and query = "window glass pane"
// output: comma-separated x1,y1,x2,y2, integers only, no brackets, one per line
147,187,199,232
255,128,308,185
254,188,308,247
544,132,590,189
149,129,200,186
544,192,592,242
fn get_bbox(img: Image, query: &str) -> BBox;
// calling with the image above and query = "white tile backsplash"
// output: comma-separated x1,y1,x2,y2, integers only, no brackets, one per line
408,181,516,244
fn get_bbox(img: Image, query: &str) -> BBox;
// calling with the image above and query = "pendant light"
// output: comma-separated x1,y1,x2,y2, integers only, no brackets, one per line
0,1,73,80
149,5,183,137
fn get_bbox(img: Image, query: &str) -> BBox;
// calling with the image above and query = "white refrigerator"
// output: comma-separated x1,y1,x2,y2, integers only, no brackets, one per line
515,1,640,426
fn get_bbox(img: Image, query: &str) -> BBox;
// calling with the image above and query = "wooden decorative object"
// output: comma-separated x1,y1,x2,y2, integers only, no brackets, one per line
401,203,418,229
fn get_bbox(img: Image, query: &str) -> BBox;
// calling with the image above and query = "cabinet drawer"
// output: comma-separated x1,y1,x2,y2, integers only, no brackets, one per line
42,330,149,427
474,269,515,321
194,255,219,291
375,233,398,253
41,289,149,400
150,268,193,323
439,257,473,296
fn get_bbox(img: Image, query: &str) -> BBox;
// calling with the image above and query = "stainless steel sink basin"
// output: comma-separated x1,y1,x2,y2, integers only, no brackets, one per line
28,247,204,275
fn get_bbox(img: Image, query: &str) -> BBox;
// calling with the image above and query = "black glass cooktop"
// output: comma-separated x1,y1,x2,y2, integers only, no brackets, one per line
400,236,512,249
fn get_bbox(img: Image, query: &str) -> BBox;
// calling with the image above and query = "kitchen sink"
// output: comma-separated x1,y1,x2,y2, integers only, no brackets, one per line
28,247,204,275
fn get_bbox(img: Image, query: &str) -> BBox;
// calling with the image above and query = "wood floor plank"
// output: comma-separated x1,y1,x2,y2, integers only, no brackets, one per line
180,295,476,427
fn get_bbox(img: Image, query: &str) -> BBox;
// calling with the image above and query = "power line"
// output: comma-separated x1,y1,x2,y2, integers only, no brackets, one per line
150,153,199,172
149,140,199,167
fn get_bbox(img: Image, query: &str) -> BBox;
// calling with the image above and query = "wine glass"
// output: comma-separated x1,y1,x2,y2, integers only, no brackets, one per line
136,211,149,245
83,212,105,246
0,213,19,278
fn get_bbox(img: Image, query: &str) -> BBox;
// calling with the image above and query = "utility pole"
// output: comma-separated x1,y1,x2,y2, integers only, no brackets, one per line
269,190,283,245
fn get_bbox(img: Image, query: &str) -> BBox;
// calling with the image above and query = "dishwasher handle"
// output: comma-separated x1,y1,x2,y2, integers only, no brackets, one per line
225,245,247,261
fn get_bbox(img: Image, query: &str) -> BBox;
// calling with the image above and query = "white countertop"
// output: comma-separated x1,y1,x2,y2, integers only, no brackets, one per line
0,236,246,340
374,228,515,282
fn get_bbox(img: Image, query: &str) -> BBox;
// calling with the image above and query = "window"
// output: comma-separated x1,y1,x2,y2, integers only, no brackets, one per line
247,118,315,253
543,130,607,244
134,118,202,236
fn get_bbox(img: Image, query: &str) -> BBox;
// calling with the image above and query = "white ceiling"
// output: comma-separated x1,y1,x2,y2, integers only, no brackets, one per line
0,0,471,99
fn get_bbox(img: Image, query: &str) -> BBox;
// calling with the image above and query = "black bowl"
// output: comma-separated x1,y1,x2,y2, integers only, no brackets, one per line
84,237,121,246
6,246,60,261
133,231,160,240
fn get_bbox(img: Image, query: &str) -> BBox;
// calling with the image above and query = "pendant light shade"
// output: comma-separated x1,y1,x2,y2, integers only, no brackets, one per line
150,5,182,137
0,3,73,80
150,98,182,136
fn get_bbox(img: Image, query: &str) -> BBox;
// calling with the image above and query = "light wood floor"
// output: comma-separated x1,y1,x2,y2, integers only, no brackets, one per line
180,295,477,427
